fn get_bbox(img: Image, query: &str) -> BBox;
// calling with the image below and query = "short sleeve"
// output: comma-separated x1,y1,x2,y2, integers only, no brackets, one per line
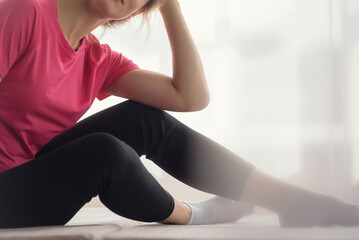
97,45,140,101
0,0,35,79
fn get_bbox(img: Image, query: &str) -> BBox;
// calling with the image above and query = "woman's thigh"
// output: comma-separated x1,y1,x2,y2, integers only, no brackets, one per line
35,100,177,160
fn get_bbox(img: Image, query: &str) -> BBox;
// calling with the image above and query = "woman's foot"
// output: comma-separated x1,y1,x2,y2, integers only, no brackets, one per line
278,186,359,227
184,196,254,225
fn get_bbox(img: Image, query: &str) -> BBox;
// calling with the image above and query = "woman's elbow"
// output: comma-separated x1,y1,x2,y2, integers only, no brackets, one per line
186,91,211,112
200,91,211,110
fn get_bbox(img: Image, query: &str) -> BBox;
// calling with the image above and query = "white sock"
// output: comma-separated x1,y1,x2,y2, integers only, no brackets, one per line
184,196,254,225
278,186,359,227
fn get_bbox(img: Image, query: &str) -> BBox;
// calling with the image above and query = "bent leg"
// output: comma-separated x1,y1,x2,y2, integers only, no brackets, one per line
0,132,174,228
36,100,255,201
34,100,256,225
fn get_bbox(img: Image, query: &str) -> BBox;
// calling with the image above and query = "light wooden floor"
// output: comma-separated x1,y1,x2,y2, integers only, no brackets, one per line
0,207,359,240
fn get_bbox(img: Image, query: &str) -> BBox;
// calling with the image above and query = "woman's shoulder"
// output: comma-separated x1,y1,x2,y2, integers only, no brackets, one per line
85,33,116,54
84,33,113,62
0,0,37,32
84,33,130,70
0,0,38,10
0,0,56,37
0,0,44,20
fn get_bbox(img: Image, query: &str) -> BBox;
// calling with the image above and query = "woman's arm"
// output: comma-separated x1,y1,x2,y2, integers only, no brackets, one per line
105,0,210,112
159,0,210,109
0,76,2,83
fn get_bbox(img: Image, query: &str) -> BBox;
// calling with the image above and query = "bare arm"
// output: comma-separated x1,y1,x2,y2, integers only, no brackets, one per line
106,69,191,112
0,75,2,83
159,0,210,110
105,0,210,112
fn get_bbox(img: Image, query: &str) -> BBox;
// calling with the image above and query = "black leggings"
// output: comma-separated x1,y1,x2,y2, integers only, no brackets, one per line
0,100,255,228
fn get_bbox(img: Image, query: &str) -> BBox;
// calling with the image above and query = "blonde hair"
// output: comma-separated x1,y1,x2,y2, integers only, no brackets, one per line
103,0,163,28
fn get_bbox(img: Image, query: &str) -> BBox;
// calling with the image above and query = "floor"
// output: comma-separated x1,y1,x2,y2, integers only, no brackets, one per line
0,207,359,240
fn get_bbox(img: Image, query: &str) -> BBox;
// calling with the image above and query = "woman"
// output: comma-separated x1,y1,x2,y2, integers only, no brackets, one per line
0,0,358,228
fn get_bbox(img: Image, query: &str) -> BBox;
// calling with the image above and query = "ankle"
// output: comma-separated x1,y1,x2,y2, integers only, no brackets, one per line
160,200,192,225
181,202,192,224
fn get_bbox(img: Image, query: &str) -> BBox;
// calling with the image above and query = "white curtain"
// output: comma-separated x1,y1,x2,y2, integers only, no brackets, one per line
84,0,359,202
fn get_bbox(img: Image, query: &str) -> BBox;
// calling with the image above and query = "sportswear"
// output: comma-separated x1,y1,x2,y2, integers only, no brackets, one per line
0,0,139,172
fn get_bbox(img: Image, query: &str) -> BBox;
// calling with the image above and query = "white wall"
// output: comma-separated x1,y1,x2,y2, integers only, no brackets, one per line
83,0,359,203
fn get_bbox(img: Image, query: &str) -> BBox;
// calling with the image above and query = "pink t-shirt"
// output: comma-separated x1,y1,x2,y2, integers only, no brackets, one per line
0,0,139,172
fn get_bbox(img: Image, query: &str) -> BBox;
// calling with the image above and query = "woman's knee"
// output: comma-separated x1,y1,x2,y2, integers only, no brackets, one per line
79,132,140,173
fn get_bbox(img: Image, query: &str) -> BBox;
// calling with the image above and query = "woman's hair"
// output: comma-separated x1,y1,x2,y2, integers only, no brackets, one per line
103,0,163,28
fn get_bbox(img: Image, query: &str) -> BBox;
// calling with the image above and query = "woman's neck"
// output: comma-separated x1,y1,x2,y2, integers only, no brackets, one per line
57,0,108,50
